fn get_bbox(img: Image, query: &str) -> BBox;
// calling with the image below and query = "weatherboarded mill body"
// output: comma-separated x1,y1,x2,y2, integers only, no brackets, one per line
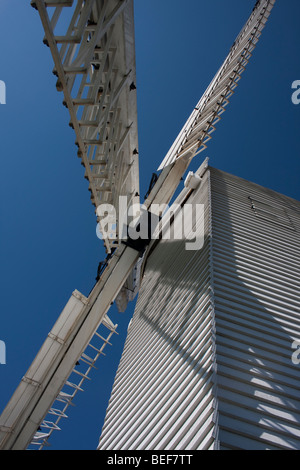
98,165,300,450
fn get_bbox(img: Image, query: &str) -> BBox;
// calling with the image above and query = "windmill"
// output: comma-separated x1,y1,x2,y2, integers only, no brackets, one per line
0,0,277,450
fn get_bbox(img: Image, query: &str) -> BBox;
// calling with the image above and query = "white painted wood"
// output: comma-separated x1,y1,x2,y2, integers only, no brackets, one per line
157,0,276,170
32,0,139,253
98,165,300,450
0,245,140,450
98,167,218,450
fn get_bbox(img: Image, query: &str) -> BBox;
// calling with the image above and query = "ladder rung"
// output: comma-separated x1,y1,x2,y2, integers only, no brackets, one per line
45,0,74,6
94,331,112,345
103,315,118,332
72,368,91,380
65,381,84,391
91,173,109,179
84,139,103,145
40,420,61,431
57,391,75,403
31,431,51,441
79,121,100,127
95,187,112,193
79,358,97,369
88,159,107,166
55,35,81,44
30,440,51,447
88,343,106,355
80,353,97,367
73,99,96,106
48,408,68,418
64,66,88,74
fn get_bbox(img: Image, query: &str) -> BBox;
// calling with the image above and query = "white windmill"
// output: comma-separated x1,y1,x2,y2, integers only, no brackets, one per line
0,0,277,450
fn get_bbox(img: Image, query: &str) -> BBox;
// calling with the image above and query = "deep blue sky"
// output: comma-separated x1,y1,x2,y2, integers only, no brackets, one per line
0,0,299,450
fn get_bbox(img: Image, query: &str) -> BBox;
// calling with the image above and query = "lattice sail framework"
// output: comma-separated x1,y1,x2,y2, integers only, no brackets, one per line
31,0,140,252
158,0,276,170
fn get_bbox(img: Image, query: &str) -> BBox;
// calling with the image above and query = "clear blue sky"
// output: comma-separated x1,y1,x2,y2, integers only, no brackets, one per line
0,0,299,450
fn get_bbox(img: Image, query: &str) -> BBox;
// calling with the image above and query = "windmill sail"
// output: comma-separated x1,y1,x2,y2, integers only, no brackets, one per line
158,0,276,170
31,0,140,252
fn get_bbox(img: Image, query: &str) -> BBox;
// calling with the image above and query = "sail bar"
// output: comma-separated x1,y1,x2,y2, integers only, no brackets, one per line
31,0,140,253
28,314,118,450
158,0,276,170
0,244,141,450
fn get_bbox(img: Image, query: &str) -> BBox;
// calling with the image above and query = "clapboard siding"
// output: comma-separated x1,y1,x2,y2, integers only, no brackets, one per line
210,167,300,450
98,166,300,450
98,169,218,450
